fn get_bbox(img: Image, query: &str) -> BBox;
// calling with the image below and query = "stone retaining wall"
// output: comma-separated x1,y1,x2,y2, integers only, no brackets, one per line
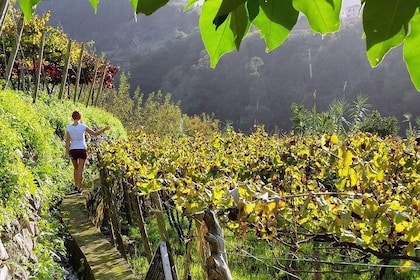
0,195,41,280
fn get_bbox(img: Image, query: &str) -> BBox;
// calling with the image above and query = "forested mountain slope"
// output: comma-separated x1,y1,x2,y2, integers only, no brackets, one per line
38,0,420,134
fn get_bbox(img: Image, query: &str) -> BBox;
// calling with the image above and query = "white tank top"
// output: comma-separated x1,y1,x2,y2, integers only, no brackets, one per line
66,123,88,150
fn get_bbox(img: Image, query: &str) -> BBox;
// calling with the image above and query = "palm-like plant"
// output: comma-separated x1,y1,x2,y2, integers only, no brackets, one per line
328,98,349,135
347,95,371,134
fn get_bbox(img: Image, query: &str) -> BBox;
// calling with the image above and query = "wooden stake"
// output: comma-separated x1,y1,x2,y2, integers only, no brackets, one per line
151,192,179,280
4,14,24,89
33,30,46,103
58,39,72,100
182,220,194,280
94,63,107,106
0,0,11,38
86,58,99,107
74,43,84,103
130,192,153,262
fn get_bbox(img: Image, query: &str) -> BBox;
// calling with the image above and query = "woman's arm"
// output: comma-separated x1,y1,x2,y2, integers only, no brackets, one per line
86,125,111,137
65,131,70,157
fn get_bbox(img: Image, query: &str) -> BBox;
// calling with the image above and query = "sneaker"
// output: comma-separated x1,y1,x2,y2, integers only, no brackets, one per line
68,186,78,195
75,187,82,195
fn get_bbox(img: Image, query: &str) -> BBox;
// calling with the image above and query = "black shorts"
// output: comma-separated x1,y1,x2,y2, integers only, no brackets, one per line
69,149,87,160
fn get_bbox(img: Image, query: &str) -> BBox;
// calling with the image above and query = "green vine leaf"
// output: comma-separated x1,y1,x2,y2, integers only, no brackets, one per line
213,0,246,29
19,0,42,20
200,0,237,67
184,0,200,11
403,8,420,91
363,0,418,67
88,0,100,13
231,4,250,49
247,0,260,22
135,0,169,15
253,0,298,51
292,0,341,34
129,0,138,12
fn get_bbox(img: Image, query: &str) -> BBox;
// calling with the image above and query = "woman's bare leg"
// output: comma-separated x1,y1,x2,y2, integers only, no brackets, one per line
71,159,78,189
76,159,86,190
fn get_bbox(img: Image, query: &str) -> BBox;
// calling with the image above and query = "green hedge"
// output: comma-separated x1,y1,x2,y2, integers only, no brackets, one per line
0,89,126,278
0,90,126,224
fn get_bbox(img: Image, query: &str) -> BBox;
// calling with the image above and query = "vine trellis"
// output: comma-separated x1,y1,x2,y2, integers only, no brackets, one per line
0,7,119,105
86,128,420,279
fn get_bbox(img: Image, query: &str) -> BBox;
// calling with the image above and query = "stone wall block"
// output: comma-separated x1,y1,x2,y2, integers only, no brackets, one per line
0,265,11,280
0,240,9,261
10,220,21,236
12,233,30,259
27,221,38,237
22,229,37,263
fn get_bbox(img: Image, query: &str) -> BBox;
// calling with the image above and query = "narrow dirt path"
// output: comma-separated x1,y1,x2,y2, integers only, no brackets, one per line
61,190,136,280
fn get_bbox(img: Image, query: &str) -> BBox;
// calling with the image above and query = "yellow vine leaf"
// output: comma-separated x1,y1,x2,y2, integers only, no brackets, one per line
364,197,379,219
404,226,420,242
361,228,373,246
244,202,256,215
330,133,339,144
349,168,358,186
398,260,415,273
389,201,404,211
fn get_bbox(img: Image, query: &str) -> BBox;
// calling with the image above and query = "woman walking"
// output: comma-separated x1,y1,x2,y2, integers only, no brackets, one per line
65,110,110,194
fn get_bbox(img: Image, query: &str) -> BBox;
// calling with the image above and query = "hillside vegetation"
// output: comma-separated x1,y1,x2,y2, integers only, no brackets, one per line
0,89,125,279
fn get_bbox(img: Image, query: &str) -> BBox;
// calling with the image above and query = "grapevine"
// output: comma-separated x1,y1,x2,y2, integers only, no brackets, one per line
0,8,119,94
98,128,420,277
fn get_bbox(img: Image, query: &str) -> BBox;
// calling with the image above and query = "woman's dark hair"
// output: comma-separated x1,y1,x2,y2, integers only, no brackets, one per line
72,111,81,120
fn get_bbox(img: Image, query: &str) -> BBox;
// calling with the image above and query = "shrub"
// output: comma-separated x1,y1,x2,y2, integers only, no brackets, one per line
359,110,399,137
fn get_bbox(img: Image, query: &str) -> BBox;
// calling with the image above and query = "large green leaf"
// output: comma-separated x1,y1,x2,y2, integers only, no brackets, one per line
19,0,42,20
213,0,246,29
247,0,260,22
200,0,239,67
135,0,169,15
253,0,299,51
403,8,420,91
363,0,418,67
230,4,250,49
184,0,200,11
129,0,138,12
88,0,100,13
292,0,341,34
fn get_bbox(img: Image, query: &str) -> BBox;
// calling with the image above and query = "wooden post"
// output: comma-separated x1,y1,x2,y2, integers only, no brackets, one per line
151,192,178,280
99,167,115,246
101,169,127,260
130,192,153,262
33,30,46,103
182,220,194,280
0,0,11,37
109,190,127,260
86,58,99,107
4,14,24,89
151,192,170,242
122,179,133,226
203,209,232,280
74,43,84,103
94,63,107,106
58,39,72,100
195,217,208,279
98,161,127,260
